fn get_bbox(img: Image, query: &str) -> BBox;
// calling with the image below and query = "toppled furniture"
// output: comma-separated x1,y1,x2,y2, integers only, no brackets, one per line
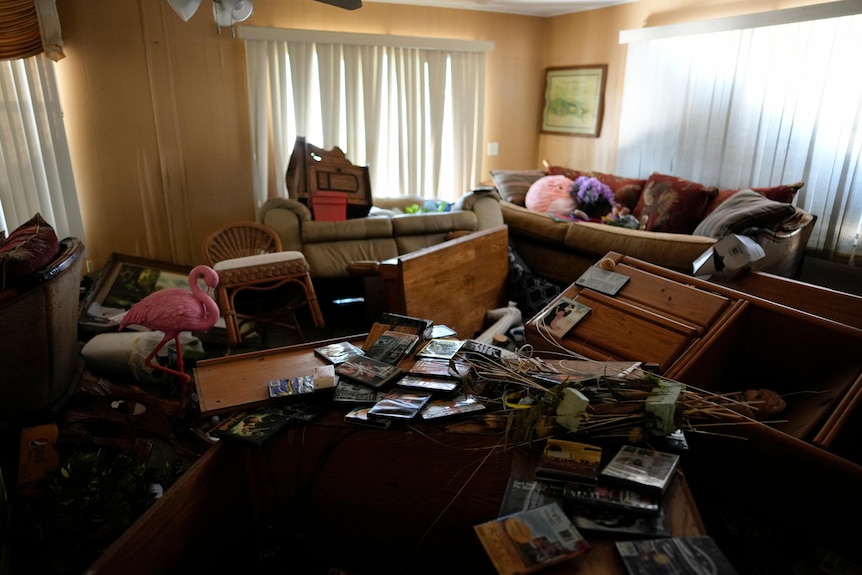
261,138,504,279
0,237,85,428
491,168,816,285
347,226,510,339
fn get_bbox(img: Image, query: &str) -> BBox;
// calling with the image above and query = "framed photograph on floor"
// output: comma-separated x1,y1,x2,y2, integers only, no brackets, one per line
541,64,608,137
79,253,191,332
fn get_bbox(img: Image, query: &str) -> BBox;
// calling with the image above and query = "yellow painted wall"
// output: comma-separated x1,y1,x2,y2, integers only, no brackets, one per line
54,0,833,269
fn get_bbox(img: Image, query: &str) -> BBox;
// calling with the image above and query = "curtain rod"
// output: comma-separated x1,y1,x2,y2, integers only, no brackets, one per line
238,26,494,52
619,0,862,44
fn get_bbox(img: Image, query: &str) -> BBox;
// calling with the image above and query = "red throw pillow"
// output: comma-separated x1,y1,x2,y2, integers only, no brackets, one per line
634,173,718,234
544,164,590,181
590,171,647,212
705,181,804,216
0,213,60,286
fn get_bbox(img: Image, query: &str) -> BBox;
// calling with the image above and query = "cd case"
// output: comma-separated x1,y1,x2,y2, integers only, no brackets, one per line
367,388,433,420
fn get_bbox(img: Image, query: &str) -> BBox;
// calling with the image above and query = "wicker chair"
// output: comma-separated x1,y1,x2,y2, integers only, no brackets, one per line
203,221,324,346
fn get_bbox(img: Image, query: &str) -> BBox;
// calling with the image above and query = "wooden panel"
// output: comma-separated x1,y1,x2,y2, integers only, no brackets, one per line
715,268,862,330
613,263,730,331
87,443,251,575
382,226,509,339
193,335,366,416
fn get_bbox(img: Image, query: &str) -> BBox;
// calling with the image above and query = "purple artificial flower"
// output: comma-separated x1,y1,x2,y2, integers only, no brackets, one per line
570,176,615,209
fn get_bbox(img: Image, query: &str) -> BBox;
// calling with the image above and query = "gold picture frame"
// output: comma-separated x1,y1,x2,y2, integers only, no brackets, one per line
541,64,608,137
78,253,192,332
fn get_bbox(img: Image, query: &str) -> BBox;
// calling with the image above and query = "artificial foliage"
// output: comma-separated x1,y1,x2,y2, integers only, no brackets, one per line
13,447,186,575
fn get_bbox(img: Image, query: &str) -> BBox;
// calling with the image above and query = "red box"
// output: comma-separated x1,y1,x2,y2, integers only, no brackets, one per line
310,191,348,221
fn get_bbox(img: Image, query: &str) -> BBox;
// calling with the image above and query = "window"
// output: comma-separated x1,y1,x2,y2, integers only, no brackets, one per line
0,54,82,240
241,27,491,207
617,8,862,263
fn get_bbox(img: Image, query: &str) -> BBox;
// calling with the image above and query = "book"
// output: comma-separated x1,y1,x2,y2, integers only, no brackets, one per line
408,357,471,379
562,483,661,516
538,297,591,338
420,394,487,420
396,374,460,394
414,338,465,360
344,406,392,429
210,407,292,448
615,536,739,574
314,340,365,364
474,502,590,575
497,477,565,518
600,445,680,496
575,265,631,296
331,380,386,403
534,439,602,485
572,506,670,538
367,388,433,420
334,354,405,389
363,329,420,365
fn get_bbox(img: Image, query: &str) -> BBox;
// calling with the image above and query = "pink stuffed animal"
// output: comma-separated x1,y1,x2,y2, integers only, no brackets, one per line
525,175,575,214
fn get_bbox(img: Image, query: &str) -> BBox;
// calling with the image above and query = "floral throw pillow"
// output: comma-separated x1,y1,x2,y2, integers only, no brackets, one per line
590,172,647,212
0,213,60,288
634,173,718,234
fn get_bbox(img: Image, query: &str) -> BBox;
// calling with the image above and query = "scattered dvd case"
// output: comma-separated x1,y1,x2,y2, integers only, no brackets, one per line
396,374,460,394
420,394,486,420
335,354,405,389
314,340,365,364
367,388,433,420
414,338,464,360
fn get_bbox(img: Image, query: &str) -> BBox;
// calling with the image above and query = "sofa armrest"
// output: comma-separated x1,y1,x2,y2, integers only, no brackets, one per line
259,198,312,252
454,189,504,230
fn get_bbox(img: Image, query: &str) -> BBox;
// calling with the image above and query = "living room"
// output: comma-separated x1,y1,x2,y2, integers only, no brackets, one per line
4,0,862,574
25,0,857,283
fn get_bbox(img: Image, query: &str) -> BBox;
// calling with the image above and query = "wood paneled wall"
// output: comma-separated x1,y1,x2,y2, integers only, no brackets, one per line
53,0,831,270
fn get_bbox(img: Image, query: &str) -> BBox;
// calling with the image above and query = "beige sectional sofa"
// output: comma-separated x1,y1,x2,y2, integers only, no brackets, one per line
492,168,816,286
260,189,504,279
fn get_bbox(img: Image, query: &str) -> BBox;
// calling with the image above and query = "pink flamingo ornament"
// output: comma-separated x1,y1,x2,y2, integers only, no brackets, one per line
118,264,220,383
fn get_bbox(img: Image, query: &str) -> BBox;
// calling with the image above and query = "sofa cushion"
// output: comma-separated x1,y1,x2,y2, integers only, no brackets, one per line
0,213,60,288
693,189,798,238
301,217,394,243
489,169,545,206
634,173,718,234
590,172,647,212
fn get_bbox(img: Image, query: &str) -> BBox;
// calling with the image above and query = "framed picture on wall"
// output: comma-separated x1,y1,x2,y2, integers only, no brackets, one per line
541,64,608,137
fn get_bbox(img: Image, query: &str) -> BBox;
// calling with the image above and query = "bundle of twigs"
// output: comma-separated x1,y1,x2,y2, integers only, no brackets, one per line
455,346,787,444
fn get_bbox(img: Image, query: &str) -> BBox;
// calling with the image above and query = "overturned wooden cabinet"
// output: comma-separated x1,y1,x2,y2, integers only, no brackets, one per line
526,251,862,457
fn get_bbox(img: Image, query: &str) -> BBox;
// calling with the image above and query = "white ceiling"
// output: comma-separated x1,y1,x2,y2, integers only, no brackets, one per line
364,0,640,18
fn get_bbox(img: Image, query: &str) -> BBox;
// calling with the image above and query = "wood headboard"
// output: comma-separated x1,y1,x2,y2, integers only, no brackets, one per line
285,136,372,219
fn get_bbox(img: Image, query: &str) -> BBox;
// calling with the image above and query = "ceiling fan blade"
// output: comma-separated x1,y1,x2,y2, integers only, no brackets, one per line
314,0,362,10
167,0,202,21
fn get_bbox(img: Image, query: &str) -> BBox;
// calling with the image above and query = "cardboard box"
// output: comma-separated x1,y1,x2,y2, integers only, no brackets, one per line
692,234,765,279
18,423,59,485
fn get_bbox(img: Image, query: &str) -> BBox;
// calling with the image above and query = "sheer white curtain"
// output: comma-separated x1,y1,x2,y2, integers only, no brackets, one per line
243,30,487,207
0,53,83,240
617,13,862,262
